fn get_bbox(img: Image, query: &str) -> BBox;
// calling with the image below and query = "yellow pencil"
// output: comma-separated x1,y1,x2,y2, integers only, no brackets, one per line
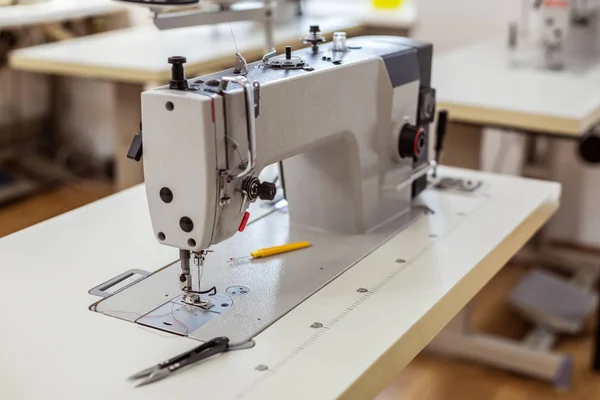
227,242,311,263
250,241,311,259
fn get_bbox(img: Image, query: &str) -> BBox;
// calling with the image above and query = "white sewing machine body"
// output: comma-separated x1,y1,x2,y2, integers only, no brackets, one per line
143,36,432,252
510,0,600,71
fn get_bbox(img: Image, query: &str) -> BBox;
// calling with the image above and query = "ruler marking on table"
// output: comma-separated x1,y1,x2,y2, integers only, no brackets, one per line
237,192,491,398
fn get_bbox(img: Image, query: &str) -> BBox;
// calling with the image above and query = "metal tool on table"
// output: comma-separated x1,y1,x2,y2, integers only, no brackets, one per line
130,337,230,386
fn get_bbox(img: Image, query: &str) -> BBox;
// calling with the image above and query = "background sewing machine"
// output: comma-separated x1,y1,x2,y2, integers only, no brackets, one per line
509,0,600,71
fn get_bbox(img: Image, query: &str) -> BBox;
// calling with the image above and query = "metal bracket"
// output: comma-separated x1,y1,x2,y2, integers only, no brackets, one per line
219,76,257,180
253,81,261,118
89,269,151,298
152,2,270,30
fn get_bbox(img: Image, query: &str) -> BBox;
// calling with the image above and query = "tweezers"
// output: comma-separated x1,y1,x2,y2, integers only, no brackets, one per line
129,337,230,387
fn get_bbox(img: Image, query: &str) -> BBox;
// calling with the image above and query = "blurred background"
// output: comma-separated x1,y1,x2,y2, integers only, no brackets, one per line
1,0,600,398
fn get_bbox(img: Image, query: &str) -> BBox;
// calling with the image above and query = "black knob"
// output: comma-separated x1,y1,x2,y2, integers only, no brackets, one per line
179,216,194,233
127,123,143,162
433,110,449,178
160,187,173,203
258,181,277,201
579,133,600,164
398,124,426,160
310,25,321,33
168,56,188,91
435,110,448,156
285,46,292,60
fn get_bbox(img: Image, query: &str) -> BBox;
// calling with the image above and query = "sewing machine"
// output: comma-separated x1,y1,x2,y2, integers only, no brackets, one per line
89,28,437,346
509,0,600,71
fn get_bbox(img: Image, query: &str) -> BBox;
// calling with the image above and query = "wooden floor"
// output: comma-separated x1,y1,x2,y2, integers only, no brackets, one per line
1,182,599,399
0,181,113,238
378,264,600,400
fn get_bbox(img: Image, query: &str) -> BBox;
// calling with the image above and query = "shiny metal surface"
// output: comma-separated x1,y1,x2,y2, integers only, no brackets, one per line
137,293,233,336
96,206,425,345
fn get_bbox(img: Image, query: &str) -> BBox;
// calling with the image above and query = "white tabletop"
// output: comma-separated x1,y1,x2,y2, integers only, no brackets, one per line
0,0,123,29
0,167,559,399
9,16,363,83
433,38,600,136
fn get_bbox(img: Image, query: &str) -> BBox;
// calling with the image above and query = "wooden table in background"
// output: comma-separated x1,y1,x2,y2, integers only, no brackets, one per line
433,38,600,170
433,37,600,373
0,0,125,30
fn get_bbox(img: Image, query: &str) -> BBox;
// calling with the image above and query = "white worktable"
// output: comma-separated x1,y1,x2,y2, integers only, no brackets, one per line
434,38,600,136
0,0,124,29
0,167,560,399
9,16,363,82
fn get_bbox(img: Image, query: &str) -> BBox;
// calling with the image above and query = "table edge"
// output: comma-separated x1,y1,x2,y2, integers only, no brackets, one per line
437,101,589,137
340,199,559,400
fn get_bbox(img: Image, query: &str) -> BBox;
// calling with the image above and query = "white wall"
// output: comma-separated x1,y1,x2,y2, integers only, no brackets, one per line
412,0,522,53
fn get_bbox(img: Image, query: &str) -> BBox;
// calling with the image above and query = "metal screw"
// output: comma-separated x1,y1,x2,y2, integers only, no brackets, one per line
357,288,368,293
310,322,323,329
255,364,268,371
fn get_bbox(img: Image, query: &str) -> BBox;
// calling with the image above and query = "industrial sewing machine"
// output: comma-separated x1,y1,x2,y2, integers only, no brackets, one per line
91,28,438,349
509,0,600,71
89,2,439,367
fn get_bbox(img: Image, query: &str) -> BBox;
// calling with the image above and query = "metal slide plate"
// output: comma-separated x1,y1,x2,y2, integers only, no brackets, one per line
137,293,233,336
95,206,426,345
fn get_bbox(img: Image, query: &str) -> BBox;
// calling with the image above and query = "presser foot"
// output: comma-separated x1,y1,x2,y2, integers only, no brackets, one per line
182,293,210,308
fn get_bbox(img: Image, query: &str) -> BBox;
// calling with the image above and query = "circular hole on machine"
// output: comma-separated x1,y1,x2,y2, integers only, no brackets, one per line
158,232,166,241
188,238,196,247
165,101,175,111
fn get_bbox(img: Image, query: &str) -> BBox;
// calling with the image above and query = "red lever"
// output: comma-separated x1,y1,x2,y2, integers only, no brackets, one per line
238,212,251,232
414,128,425,158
